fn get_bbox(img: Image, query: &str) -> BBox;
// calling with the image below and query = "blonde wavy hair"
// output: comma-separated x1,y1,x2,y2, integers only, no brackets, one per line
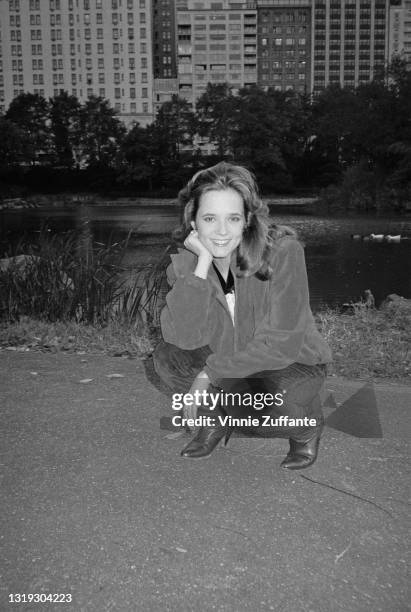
173,162,297,279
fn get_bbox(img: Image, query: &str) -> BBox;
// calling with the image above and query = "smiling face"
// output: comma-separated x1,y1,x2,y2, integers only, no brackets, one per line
192,188,246,263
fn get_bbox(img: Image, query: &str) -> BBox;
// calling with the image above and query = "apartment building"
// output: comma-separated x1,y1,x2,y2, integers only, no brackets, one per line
389,0,411,67
151,0,178,112
311,0,388,94
175,0,257,108
0,0,154,125
256,0,312,93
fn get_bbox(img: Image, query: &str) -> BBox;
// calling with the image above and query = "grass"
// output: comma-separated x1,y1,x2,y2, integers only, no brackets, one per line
317,298,410,383
0,317,153,357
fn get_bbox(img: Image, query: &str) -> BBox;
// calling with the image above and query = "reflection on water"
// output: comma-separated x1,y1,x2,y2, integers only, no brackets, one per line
1,205,410,310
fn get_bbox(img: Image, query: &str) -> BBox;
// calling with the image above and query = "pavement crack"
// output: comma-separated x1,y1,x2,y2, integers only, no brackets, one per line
299,474,393,518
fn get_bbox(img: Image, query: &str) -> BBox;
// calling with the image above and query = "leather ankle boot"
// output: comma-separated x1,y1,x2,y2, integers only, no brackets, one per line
180,424,233,459
281,422,324,470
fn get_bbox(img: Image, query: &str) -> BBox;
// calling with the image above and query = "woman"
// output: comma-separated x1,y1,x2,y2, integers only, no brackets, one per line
153,162,332,469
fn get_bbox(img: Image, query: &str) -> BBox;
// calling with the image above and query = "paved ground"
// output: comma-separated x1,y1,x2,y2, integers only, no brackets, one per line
1,350,410,612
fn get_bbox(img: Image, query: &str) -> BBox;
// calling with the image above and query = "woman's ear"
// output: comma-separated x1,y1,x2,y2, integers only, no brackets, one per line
190,221,196,230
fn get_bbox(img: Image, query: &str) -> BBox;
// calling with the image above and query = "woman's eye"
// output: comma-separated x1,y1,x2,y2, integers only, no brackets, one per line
203,217,214,222
230,217,242,222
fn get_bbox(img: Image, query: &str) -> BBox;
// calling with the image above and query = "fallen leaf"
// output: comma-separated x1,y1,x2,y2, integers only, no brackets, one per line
175,547,187,553
30,372,38,376
78,378,93,384
165,431,185,440
106,373,125,378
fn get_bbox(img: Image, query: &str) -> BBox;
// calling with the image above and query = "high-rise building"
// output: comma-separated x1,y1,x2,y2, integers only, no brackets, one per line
152,0,177,78
176,0,257,108
312,0,388,95
389,0,411,67
256,0,312,93
151,0,178,112
0,0,154,125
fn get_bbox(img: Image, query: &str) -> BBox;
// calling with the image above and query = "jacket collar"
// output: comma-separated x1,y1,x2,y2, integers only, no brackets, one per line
173,247,236,313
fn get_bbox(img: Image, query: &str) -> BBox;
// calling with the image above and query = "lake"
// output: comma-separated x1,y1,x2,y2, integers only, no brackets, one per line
1,204,410,311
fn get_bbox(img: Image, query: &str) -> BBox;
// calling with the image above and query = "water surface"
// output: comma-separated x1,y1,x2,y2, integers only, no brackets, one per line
2,205,410,310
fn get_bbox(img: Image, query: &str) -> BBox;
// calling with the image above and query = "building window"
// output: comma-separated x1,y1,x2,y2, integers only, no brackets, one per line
115,88,121,98
142,87,148,98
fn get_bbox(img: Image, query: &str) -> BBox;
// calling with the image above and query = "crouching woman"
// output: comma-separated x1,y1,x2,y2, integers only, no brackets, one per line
153,162,332,469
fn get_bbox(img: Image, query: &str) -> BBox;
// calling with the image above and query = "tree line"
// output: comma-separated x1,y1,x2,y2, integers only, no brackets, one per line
1,58,410,210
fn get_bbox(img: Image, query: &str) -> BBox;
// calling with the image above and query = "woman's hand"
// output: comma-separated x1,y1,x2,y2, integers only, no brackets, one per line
184,230,213,279
183,370,210,423
184,230,212,261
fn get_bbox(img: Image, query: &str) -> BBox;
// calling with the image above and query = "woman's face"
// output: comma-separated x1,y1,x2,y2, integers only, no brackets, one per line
192,188,246,261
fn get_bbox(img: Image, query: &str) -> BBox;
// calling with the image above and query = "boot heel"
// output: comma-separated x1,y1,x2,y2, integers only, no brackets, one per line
224,426,234,447
180,424,231,459
281,423,324,470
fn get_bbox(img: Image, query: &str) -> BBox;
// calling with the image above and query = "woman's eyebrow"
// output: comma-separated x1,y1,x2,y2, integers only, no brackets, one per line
200,212,244,216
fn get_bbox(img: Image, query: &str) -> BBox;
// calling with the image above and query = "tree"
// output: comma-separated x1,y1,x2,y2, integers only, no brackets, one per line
150,95,197,187
229,85,304,190
153,94,196,162
196,83,236,157
5,93,52,165
75,96,126,167
117,122,157,190
49,91,81,168
0,118,27,167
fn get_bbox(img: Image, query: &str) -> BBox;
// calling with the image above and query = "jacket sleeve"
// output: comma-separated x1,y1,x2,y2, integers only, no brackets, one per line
160,252,215,349
203,239,311,384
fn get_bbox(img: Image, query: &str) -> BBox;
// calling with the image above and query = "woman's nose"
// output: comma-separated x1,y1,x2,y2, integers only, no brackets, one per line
216,220,228,235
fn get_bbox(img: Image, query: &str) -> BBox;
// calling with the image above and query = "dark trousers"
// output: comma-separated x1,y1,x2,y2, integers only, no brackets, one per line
153,342,326,438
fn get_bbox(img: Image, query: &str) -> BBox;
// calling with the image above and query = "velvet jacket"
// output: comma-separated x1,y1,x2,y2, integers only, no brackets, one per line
160,237,332,386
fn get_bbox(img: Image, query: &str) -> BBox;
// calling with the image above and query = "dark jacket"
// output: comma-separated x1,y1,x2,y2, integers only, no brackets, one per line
160,237,332,385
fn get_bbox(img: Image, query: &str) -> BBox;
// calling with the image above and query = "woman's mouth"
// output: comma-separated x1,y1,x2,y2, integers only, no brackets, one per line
212,240,231,247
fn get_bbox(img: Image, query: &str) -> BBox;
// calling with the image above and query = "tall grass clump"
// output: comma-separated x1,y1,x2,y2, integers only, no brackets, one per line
116,246,170,332
0,227,128,324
